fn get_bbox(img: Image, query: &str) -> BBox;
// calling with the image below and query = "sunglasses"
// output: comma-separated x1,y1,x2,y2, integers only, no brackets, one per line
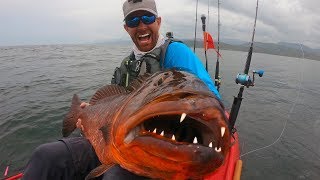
125,15,156,28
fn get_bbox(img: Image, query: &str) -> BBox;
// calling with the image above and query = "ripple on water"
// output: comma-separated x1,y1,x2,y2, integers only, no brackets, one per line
1,46,320,178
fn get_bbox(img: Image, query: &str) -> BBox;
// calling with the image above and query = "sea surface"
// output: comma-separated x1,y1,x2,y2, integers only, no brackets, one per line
0,44,319,179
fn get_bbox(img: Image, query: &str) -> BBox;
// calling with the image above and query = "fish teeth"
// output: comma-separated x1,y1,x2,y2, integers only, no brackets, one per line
221,127,226,137
160,131,164,136
209,142,213,148
180,113,187,123
193,137,198,144
172,135,175,141
215,147,221,152
153,128,157,133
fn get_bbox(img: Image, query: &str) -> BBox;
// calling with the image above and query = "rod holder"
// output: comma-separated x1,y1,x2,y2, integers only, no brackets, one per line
201,15,206,32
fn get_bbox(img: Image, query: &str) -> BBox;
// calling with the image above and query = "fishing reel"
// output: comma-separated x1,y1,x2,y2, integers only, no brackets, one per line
235,70,264,87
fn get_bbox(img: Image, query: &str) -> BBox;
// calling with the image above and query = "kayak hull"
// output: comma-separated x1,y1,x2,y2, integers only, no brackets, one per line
204,132,241,180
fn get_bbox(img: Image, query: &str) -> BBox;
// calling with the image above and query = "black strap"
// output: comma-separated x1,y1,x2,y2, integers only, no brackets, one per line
160,38,183,70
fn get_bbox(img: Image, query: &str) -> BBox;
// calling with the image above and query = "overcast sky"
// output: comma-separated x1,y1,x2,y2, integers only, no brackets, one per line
1,0,319,48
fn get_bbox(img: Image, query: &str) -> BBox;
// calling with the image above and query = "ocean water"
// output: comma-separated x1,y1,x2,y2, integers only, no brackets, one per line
0,44,319,179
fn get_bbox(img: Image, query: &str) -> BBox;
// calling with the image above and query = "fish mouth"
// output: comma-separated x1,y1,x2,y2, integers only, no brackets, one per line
124,111,228,162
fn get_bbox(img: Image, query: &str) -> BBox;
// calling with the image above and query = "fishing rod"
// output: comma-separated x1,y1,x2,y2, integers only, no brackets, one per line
201,15,209,71
207,0,210,28
229,0,264,132
201,1,221,85
193,0,199,53
214,0,221,91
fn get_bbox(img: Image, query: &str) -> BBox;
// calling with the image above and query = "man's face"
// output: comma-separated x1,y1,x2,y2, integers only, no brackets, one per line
124,10,161,52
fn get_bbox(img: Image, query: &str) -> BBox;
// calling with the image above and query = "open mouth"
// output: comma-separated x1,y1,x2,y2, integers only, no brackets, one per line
124,113,226,153
138,33,151,43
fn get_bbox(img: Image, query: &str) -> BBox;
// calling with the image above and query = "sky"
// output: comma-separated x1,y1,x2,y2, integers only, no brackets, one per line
0,0,319,48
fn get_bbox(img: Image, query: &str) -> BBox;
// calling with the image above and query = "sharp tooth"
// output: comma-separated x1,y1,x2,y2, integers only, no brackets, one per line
209,142,213,148
193,137,198,144
180,113,187,123
221,127,226,137
215,147,221,152
153,128,157,133
172,135,175,141
160,131,164,136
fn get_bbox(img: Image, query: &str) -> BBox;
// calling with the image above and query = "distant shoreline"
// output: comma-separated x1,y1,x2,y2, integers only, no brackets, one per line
182,40,320,61
1,40,319,61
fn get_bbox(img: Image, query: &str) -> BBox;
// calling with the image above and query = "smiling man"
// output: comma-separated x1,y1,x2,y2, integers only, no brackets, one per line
22,1,221,180
112,0,221,99
123,0,160,52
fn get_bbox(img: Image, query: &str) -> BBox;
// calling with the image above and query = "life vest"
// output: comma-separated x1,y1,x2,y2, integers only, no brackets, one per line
111,38,181,87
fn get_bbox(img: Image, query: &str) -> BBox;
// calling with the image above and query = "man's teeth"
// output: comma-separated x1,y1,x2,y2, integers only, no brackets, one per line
180,113,187,123
139,34,150,38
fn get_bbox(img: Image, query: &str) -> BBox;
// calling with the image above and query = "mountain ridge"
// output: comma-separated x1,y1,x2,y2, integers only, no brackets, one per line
92,38,320,61
181,39,320,61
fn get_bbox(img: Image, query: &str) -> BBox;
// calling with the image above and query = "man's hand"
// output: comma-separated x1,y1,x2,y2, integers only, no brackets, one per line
76,102,90,132
80,102,90,108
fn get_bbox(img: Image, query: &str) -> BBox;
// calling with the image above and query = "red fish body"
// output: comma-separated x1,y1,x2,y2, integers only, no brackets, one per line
63,70,231,179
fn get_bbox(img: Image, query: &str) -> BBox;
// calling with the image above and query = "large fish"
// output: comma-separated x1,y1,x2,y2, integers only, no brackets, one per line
62,70,231,180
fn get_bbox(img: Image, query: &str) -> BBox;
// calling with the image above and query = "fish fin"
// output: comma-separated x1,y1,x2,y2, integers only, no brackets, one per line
99,124,112,142
126,73,152,92
85,163,116,180
89,85,126,105
62,94,81,137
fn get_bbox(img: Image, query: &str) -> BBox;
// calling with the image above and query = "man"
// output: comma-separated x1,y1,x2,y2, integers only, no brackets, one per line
22,0,221,179
112,0,220,99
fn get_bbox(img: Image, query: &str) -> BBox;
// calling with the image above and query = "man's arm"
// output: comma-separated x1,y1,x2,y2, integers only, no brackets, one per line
163,42,221,99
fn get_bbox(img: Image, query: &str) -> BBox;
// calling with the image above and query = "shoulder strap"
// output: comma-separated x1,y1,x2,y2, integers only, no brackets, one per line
160,38,183,69
111,54,133,87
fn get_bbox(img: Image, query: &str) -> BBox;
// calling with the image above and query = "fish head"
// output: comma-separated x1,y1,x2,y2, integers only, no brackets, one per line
111,70,231,179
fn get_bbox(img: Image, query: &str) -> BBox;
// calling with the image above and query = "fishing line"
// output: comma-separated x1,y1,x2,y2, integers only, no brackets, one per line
240,44,305,158
215,0,221,91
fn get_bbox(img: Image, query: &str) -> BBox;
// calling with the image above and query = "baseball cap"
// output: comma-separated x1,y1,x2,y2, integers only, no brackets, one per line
123,0,158,19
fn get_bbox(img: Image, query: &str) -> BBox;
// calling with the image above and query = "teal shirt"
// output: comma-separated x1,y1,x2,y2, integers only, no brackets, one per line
163,42,221,100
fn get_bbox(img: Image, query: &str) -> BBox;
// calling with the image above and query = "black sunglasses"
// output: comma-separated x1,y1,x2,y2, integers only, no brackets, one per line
125,15,156,28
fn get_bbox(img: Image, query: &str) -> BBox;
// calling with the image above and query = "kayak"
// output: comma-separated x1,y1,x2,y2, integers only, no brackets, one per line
2,173,23,180
205,132,241,180
3,137,241,180
3,111,241,180
204,111,242,180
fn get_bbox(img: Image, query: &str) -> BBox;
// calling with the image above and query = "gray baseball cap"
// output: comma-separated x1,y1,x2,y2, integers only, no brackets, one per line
123,0,158,19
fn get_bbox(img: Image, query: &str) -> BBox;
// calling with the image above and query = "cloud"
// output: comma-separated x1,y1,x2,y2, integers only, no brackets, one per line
0,0,127,45
0,0,319,48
